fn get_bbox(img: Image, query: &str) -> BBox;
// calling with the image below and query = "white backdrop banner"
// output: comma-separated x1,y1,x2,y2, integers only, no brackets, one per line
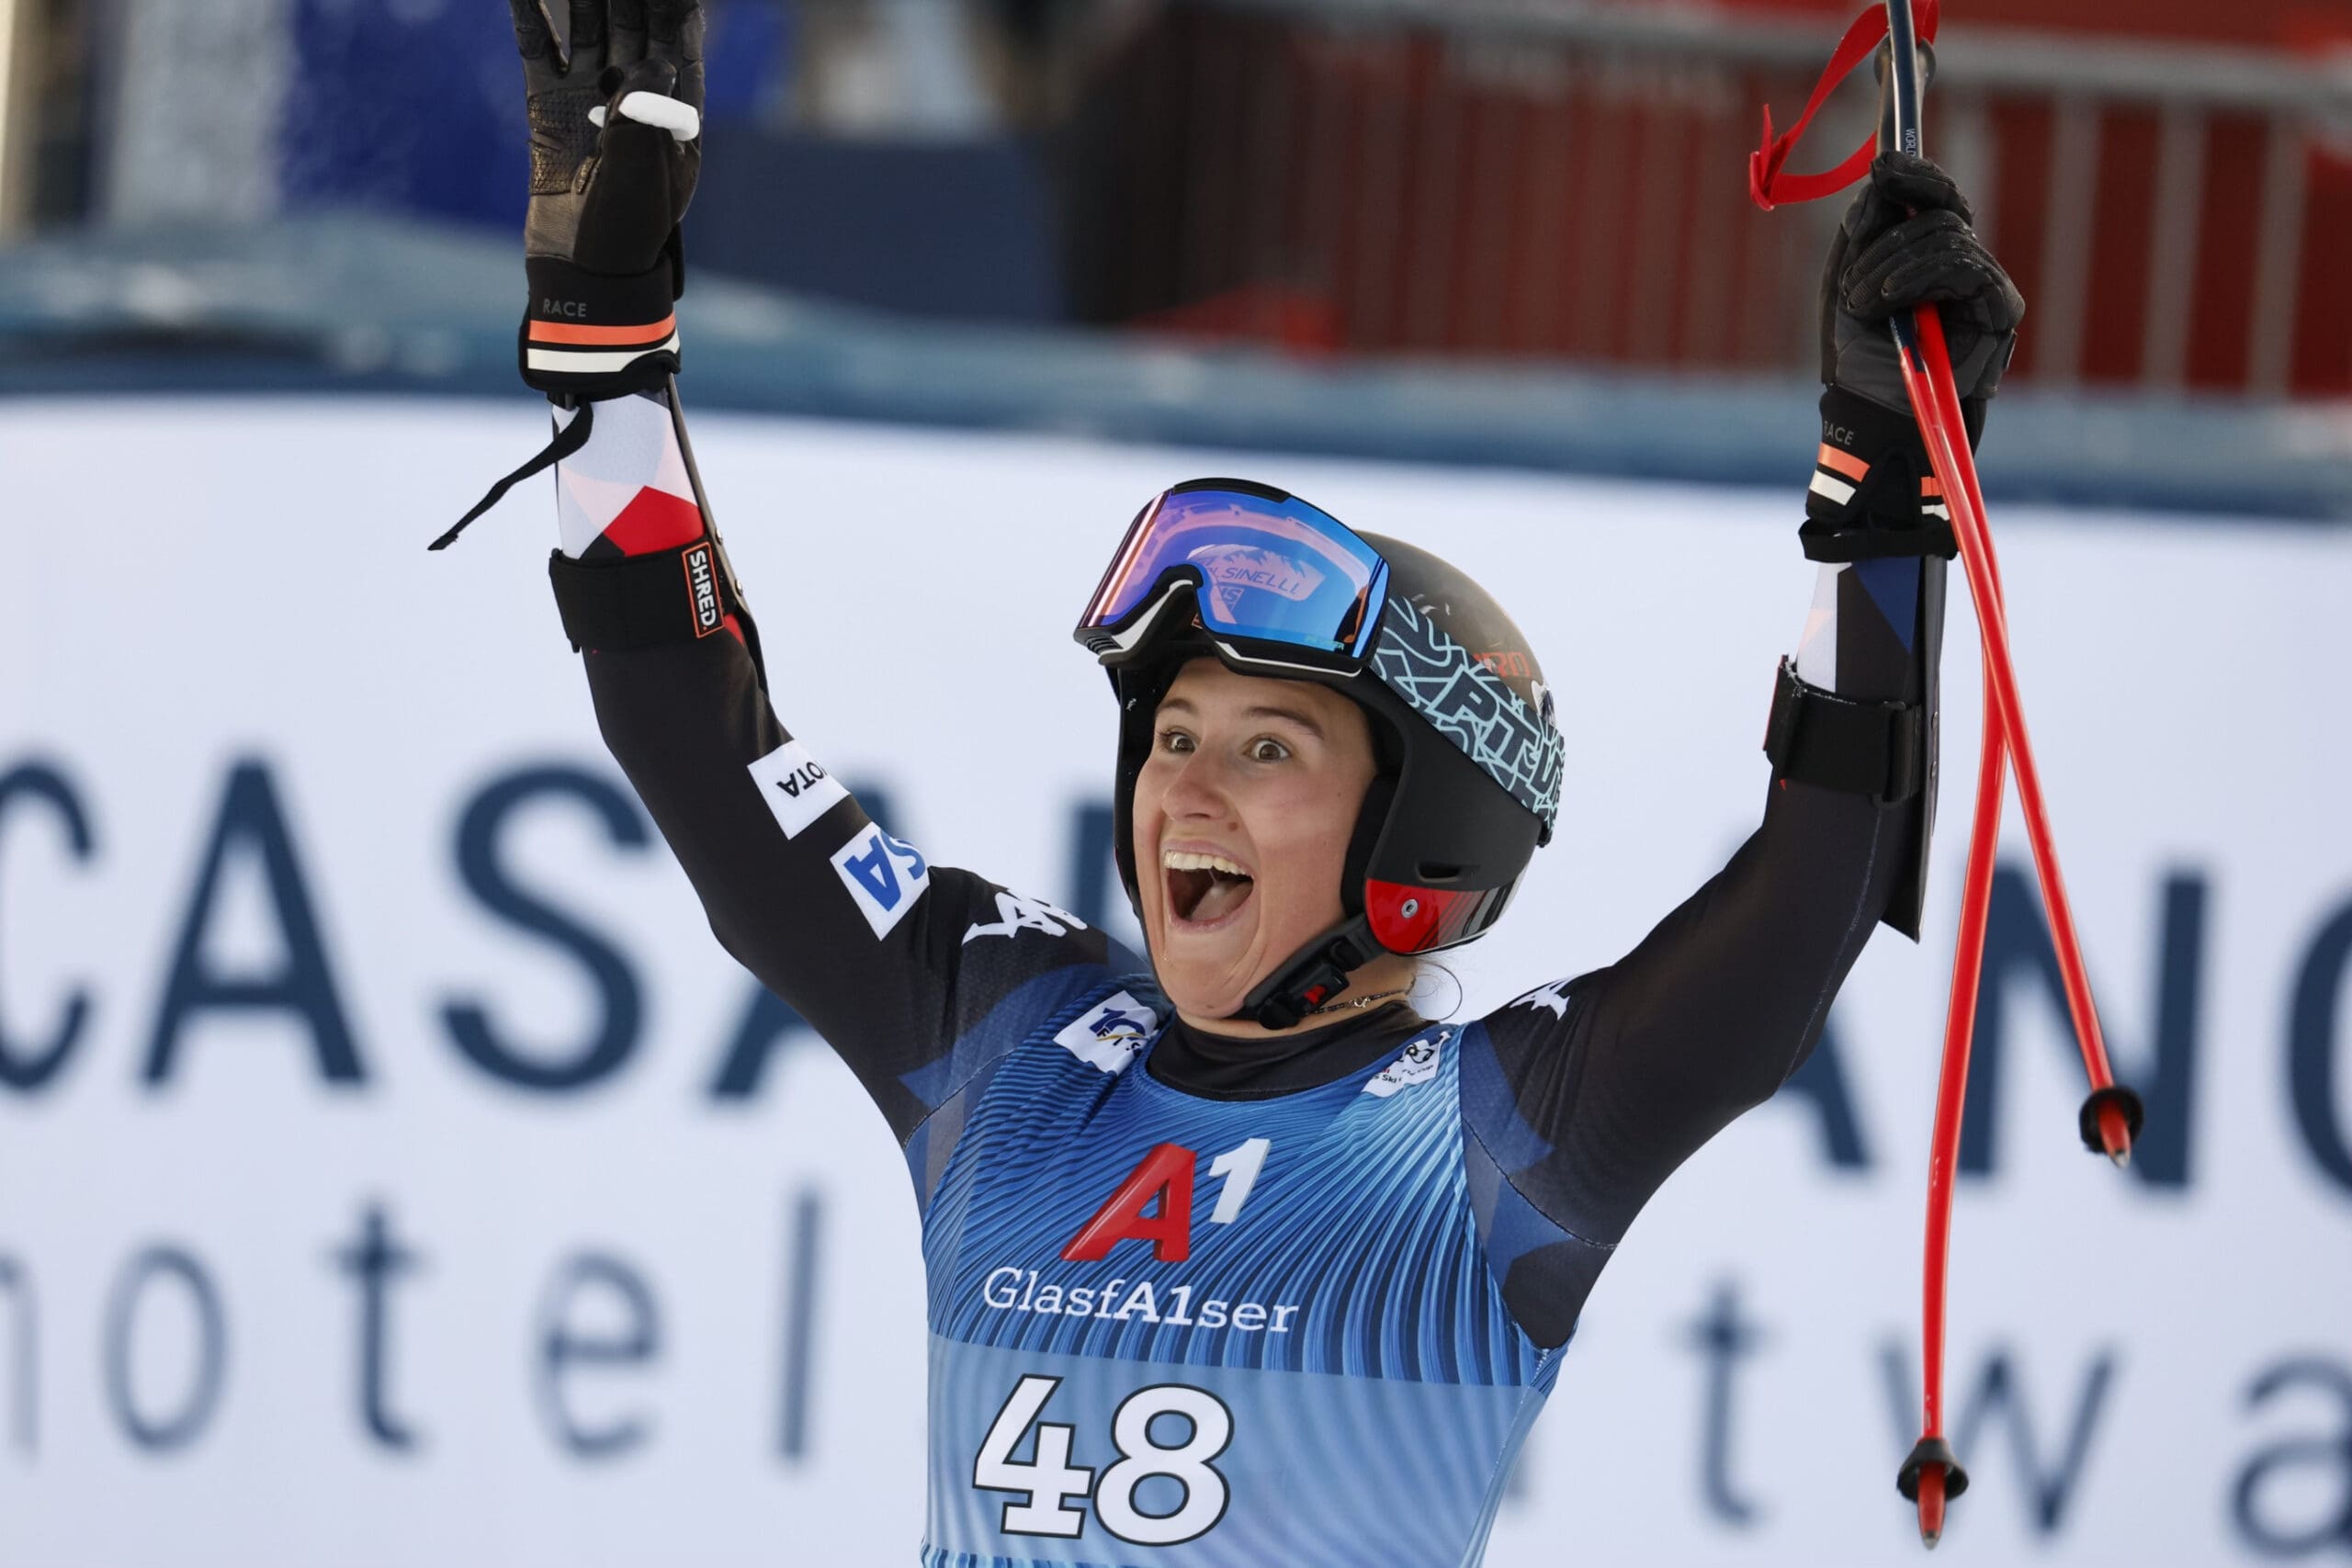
3,399,2349,1567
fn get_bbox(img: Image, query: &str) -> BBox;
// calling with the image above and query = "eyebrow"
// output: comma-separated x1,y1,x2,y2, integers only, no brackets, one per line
1158,696,1327,739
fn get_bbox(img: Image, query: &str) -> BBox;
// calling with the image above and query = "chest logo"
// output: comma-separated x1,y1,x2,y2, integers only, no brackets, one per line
1060,1137,1272,1262
1363,1032,1447,1098
1052,992,1158,1075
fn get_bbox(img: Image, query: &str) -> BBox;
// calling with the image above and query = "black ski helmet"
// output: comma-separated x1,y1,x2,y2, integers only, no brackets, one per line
1076,479,1563,1028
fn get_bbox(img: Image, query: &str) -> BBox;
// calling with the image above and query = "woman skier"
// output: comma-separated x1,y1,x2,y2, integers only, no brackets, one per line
474,3,2022,1562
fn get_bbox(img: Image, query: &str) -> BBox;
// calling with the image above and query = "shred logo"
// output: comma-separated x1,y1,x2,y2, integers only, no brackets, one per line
747,739,849,840
682,544,722,636
1052,992,1156,1074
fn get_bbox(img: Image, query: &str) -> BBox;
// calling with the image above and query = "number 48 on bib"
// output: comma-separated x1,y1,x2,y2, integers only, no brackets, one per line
975,1375,1234,1546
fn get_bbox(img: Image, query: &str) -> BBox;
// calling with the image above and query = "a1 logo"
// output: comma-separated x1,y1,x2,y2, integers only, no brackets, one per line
1061,1137,1272,1262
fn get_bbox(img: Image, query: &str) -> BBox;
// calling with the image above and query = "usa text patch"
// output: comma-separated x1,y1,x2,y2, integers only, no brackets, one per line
830,823,932,938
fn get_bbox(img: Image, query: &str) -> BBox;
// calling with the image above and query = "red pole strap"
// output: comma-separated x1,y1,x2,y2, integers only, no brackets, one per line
1749,0,1939,210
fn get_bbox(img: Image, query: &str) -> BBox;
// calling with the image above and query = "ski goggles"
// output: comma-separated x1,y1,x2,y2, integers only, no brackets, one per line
1073,481,1390,667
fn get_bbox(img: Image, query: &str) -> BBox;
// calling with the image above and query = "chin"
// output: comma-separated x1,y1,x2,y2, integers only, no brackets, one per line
1148,937,1276,1023
1150,958,1240,1022
1144,886,1268,1021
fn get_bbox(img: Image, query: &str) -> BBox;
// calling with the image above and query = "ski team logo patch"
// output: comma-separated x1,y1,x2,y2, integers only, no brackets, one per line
748,739,848,840
963,889,1088,944
830,822,932,937
1363,1032,1446,1098
1055,991,1159,1075
1510,977,1575,1020
682,543,723,636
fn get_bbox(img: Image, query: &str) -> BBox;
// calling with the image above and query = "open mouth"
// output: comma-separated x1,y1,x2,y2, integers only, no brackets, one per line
1164,849,1256,927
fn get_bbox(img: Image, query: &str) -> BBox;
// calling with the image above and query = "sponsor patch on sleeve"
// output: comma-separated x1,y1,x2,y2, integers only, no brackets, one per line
748,739,850,840
1508,977,1576,1020
963,889,1088,944
830,823,932,938
682,542,725,637
1054,991,1160,1075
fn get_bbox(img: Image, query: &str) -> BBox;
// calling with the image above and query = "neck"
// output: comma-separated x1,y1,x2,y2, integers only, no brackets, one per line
1148,998,1430,1100
1172,953,1421,1039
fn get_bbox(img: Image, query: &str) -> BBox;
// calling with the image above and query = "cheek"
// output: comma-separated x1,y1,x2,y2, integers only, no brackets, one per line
1250,771,1366,906
1129,762,1168,854
1129,761,1182,908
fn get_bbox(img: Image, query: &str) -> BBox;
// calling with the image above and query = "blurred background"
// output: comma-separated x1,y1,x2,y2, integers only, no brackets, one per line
2,2,2349,1565
4,0,2350,470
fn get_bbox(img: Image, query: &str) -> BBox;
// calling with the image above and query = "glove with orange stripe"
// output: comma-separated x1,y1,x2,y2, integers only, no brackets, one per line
508,0,705,399
1805,152,2023,559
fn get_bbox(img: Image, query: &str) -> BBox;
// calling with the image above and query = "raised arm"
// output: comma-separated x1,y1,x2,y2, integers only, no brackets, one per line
486,1,1125,1145
1464,153,2024,1347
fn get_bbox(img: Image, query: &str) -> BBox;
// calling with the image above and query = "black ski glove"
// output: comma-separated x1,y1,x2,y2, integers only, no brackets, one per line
1821,150,2024,426
1806,152,2024,558
509,0,706,400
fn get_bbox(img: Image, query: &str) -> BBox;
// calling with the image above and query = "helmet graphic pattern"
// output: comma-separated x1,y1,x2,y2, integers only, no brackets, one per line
1372,597,1564,831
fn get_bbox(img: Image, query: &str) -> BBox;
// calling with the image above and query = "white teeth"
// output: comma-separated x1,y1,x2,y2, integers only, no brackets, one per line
1161,850,1250,877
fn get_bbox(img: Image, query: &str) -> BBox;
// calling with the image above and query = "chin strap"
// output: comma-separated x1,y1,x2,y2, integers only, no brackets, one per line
1235,914,1385,1030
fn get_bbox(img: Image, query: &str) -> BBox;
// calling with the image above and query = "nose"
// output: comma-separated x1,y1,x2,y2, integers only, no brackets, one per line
1159,748,1233,824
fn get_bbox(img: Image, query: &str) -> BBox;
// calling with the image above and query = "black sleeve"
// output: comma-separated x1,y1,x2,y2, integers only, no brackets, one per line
1464,463,1939,1348
1466,777,1909,1347
578,588,1126,1145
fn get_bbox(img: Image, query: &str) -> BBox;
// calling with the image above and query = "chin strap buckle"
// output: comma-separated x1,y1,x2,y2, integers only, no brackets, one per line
1243,918,1381,1031
1763,657,1924,805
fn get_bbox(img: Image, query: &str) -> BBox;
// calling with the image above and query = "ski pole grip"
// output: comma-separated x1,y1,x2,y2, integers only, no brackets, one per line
1873,35,1939,155
1881,0,1929,155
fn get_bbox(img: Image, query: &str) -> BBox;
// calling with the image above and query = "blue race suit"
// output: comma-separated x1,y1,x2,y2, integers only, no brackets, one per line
553,385,1937,1565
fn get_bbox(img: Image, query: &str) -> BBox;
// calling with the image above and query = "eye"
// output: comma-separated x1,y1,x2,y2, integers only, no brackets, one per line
1156,728,1196,754
1247,737,1292,763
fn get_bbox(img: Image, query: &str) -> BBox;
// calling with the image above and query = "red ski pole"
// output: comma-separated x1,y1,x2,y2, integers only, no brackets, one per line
1894,305,2142,1162
1905,324,2007,1547
1752,2,2146,1542
1752,0,2144,1157
1911,679,2001,1545
1873,0,2143,1543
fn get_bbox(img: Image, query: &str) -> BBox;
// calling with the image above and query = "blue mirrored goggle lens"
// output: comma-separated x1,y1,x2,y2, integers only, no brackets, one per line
1080,489,1385,659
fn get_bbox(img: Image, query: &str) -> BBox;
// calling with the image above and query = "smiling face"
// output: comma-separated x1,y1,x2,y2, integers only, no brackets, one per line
1133,658,1417,1034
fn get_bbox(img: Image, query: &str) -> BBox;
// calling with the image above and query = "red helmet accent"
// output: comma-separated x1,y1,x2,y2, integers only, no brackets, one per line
1364,880,1505,954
